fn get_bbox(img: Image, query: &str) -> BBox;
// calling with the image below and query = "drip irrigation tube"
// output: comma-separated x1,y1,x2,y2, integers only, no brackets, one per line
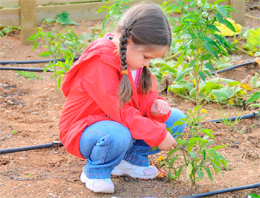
211,61,256,75
0,57,79,65
181,183,260,198
209,112,258,123
0,141,63,154
0,67,53,72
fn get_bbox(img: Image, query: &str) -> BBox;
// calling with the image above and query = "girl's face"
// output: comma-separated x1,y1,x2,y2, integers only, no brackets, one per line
126,42,169,71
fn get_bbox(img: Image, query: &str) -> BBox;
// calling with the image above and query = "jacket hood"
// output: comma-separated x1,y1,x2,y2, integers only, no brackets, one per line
62,37,120,96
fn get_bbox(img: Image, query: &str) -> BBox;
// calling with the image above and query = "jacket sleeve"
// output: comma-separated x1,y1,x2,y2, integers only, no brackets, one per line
138,74,171,123
81,57,167,147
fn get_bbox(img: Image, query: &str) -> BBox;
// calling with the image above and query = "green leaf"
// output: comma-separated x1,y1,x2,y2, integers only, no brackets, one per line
246,92,260,103
204,62,216,71
188,60,196,68
168,171,177,180
201,54,211,61
186,163,193,178
197,169,204,179
172,25,183,33
212,87,235,102
39,51,51,57
203,166,213,182
204,42,219,59
32,42,40,50
212,145,229,150
216,5,229,18
248,193,260,198
176,166,184,178
199,71,206,81
214,0,227,5
200,128,215,140
177,139,187,145
207,24,221,32
190,151,198,159
223,19,236,32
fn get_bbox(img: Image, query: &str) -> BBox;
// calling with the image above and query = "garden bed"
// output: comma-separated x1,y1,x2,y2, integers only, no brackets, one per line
0,8,260,198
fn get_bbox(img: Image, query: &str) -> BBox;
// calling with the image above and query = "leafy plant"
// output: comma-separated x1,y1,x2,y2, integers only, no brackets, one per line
16,71,44,80
28,27,87,88
161,0,236,106
43,12,79,26
246,91,260,115
169,77,249,105
97,0,130,30
242,27,260,55
0,26,21,37
164,105,229,185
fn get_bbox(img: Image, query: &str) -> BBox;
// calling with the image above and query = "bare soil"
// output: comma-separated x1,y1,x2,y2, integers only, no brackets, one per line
0,9,260,198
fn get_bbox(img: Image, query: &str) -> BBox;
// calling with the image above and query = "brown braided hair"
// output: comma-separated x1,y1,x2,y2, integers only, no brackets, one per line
116,3,172,108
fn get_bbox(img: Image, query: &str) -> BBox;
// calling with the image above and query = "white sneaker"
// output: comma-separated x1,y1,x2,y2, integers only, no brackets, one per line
111,160,158,180
80,172,114,193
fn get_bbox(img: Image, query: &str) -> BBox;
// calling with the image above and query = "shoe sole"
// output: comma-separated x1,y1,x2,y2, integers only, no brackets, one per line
80,173,114,193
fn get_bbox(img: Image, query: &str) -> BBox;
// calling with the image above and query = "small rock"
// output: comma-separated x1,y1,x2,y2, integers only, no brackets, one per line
10,88,17,93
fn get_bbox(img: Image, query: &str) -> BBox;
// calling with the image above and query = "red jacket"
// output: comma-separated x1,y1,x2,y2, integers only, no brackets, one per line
59,37,170,159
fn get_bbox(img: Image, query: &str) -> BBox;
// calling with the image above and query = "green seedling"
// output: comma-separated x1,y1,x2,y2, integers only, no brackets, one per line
0,26,21,37
43,12,79,26
16,71,44,80
12,130,17,135
164,105,229,185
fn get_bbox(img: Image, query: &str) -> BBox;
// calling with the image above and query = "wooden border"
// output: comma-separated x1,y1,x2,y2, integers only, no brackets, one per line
0,8,20,26
0,0,19,8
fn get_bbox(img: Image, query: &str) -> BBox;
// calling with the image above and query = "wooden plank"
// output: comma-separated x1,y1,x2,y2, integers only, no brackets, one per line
0,0,19,8
20,0,37,45
36,2,108,24
36,0,175,25
36,0,101,5
230,0,245,25
0,8,20,26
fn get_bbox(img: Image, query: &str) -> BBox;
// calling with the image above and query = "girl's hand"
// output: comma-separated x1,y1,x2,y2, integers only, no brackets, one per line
151,99,170,115
158,131,177,151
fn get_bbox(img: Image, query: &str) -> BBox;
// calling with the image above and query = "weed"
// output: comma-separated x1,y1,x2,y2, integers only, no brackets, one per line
43,12,79,26
16,71,44,80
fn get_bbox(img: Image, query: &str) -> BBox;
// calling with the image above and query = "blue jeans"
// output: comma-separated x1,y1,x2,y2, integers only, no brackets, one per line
79,108,186,179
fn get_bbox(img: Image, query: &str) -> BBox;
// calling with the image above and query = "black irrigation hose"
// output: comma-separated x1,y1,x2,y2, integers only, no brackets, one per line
181,183,260,198
0,141,63,154
209,112,258,123
0,57,79,65
0,67,53,72
211,61,256,75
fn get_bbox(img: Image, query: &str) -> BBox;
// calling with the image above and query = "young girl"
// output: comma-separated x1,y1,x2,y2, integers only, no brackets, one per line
59,3,186,194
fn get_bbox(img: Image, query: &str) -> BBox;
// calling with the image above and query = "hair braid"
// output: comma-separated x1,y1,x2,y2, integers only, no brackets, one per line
117,27,133,108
